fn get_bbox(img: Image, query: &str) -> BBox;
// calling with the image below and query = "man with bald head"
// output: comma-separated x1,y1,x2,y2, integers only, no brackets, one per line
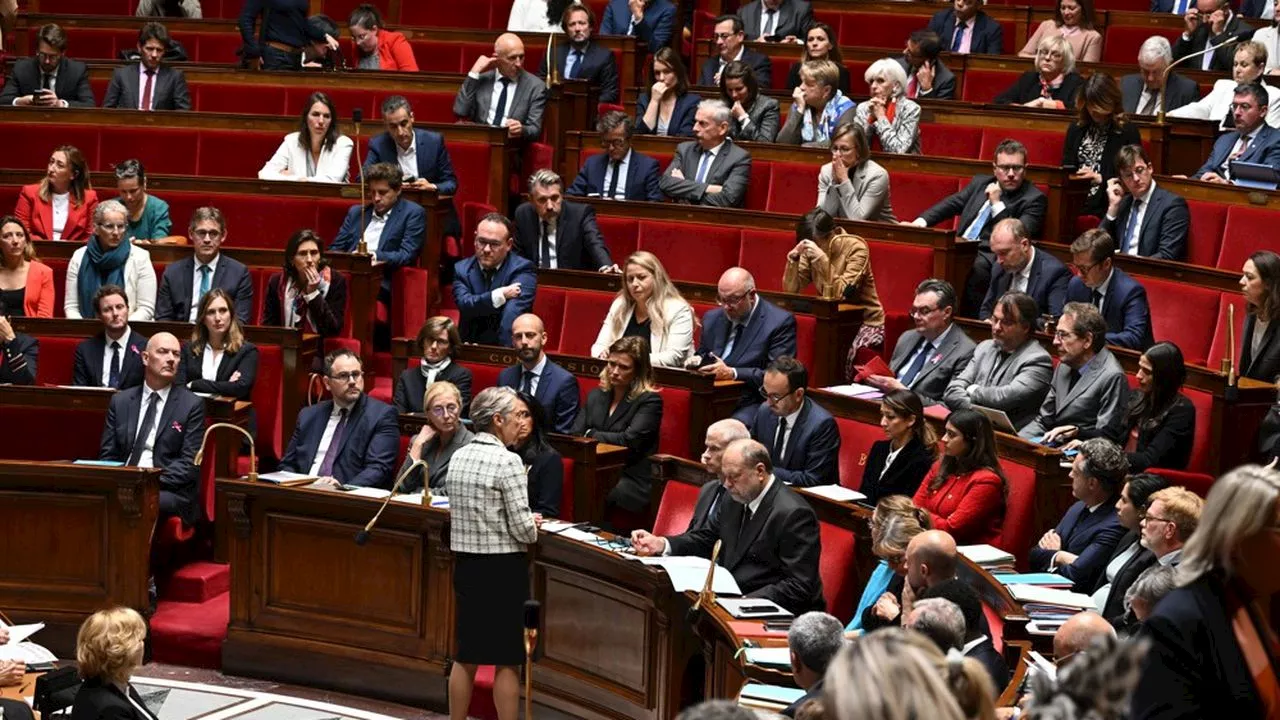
498,313,580,433
99,331,205,524
689,267,797,420
685,419,752,532
1053,610,1116,661
863,528,960,631
453,32,547,140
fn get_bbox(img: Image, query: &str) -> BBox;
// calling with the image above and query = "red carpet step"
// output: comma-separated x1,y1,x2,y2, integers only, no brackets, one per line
151,562,231,669
164,561,231,604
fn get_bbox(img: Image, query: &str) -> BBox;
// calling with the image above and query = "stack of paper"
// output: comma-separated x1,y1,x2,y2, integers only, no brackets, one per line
802,485,867,503
1007,584,1094,623
993,572,1073,587
739,682,805,711
742,647,792,669
258,470,318,486
0,621,55,664
717,598,792,619
637,556,742,594
958,544,1016,570
822,383,881,398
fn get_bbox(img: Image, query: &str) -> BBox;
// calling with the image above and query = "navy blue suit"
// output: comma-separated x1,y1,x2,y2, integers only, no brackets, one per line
927,10,1004,54
1100,185,1189,261
635,91,699,136
513,201,612,270
498,358,581,434
978,247,1072,320
750,396,841,487
452,254,538,346
1029,498,1125,592
600,0,676,49
1193,123,1280,180
567,150,663,202
363,129,458,196
99,384,205,524
0,333,37,385
538,42,619,103
695,298,797,416
278,394,400,488
155,254,254,322
1065,267,1154,351
331,197,426,292
73,331,149,389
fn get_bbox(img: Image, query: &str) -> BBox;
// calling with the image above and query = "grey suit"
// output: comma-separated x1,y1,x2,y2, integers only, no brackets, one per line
731,95,780,143
397,426,476,493
453,69,547,140
888,325,976,405
943,338,1052,431
817,159,896,222
659,139,752,207
1020,348,1129,444
102,63,191,110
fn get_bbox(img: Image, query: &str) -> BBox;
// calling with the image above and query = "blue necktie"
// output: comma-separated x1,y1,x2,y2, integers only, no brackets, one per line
695,150,712,183
962,202,994,241
1121,199,1142,255
951,24,965,51
899,340,934,387
565,50,581,79
197,264,211,301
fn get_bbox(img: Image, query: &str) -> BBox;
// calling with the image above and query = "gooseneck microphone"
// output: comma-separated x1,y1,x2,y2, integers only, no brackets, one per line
354,458,425,545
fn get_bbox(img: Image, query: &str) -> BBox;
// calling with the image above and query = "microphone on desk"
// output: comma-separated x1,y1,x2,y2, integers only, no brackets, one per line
354,458,426,545
1224,303,1240,402
353,107,369,255
523,599,542,720
194,422,257,482
1157,34,1245,123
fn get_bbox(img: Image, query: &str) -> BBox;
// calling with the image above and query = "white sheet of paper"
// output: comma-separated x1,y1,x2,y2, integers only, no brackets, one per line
390,492,427,505
822,383,881,397
257,470,318,484
0,641,56,663
0,622,43,645
642,556,742,594
802,485,867,503
958,544,1015,565
343,487,392,499
1007,584,1095,609
555,527,605,544
743,647,793,668
717,597,792,618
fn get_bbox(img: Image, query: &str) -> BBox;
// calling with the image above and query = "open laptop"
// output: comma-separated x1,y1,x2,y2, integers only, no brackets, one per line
1229,160,1280,191
974,404,1018,434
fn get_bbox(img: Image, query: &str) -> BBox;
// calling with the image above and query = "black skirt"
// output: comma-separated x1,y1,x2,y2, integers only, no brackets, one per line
453,551,530,666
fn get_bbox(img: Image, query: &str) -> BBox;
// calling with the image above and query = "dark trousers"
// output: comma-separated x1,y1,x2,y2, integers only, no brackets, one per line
260,44,302,71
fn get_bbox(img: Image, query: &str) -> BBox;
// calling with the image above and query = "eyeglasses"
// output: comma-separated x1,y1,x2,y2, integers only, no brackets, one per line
1071,261,1102,275
1052,330,1078,340
601,137,627,149
423,337,451,348
329,371,363,382
909,305,940,318
429,404,461,418
1141,514,1173,524
716,290,750,307
475,238,505,250
759,387,794,403
713,32,738,40
994,163,1026,173
192,229,223,240
1119,165,1150,180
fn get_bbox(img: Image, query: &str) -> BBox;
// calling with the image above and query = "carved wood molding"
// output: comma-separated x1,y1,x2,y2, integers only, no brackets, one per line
226,493,252,538
115,480,141,522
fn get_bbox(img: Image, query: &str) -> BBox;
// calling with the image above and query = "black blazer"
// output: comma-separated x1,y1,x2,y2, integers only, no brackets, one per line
858,436,935,504
176,341,259,401
686,478,726,533
1242,312,1280,382
99,384,205,524
1126,393,1196,472
70,677,160,720
699,48,774,88
1063,120,1143,217
102,63,191,110
1172,15,1254,73
0,698,35,720
572,388,663,513
0,56,96,107
978,245,1072,320
262,271,347,337
1099,185,1190,261
920,174,1048,245
0,332,39,385
392,361,474,416
155,254,255,322
537,41,619,103
524,446,564,518
895,56,958,100
967,637,1011,693
73,330,149,389
1120,72,1200,115
1089,531,1156,624
994,70,1084,106
514,201,612,270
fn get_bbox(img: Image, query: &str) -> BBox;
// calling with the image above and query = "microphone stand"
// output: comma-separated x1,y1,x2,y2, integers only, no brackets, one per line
353,107,368,255
523,599,542,720
354,458,426,545
546,33,558,88
691,539,722,612
194,422,257,482
1157,34,1244,123
1224,303,1239,402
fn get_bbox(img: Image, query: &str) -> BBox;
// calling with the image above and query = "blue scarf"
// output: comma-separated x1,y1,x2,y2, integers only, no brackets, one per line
77,235,132,317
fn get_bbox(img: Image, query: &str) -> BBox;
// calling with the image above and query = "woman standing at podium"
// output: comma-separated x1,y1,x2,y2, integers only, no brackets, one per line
447,386,540,720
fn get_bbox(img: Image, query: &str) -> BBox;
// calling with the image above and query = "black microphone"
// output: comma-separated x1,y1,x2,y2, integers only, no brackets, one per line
352,107,363,124
523,599,542,631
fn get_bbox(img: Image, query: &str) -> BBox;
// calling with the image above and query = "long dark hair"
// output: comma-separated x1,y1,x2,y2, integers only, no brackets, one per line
1127,341,1186,431
652,46,689,97
803,21,844,64
514,389,554,462
882,389,938,460
295,91,341,152
1248,250,1280,322
282,229,327,289
932,410,1006,491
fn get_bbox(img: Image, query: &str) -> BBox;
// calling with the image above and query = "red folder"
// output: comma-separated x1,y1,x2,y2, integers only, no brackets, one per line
852,355,894,383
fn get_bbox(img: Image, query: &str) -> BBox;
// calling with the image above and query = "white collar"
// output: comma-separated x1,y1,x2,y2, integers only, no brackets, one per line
924,323,955,348
962,635,989,654
1135,179,1158,205
398,133,417,156
701,140,727,156
106,325,131,347
1095,268,1115,299
142,382,171,403
779,402,803,429
526,354,548,376
723,47,745,64
1016,246,1037,280
196,253,220,273
747,474,776,515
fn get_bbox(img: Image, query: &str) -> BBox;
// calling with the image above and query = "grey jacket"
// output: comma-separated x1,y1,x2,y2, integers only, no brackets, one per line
817,159,896,222
943,338,1053,431
731,95,780,143
659,138,752,207
888,325,977,405
1019,348,1130,444
453,68,547,140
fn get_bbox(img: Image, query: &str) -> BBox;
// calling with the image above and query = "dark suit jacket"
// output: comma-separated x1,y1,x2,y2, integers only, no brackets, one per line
393,361,474,415
994,70,1085,106
695,298,798,412
920,175,1048,245
858,436,935,504
782,678,823,719
498,358,581,434
896,56,957,100
0,332,38,385
1172,14,1255,73
1099,185,1189,260
567,149,663,201
452,254,538,346
538,41,619,103
927,9,1005,55
331,197,427,287
74,330,149,389
278,394,400,488
0,698,35,720
453,68,547,140
1242,0,1271,16
740,0,814,40
514,201,612,270
1193,123,1280,179
0,56,96,107
750,396,841,487
1121,72,1200,115
1064,120,1143,217
686,479,726,533
99,383,204,524
635,91,700,136
102,63,191,110
70,677,160,720
363,129,458,195
978,246,1072,320
1127,393,1196,472
600,0,676,48
176,342,258,401
262,271,347,337
1029,498,1125,592
668,478,825,614
967,637,1011,693
699,48,774,88
1065,267,1155,350
659,139,753,207
1242,311,1280,382
573,388,663,512
155,254,254,322
1090,531,1157,624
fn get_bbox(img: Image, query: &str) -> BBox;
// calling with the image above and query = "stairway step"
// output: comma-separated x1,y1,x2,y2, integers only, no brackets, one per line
164,561,230,604
150,592,229,670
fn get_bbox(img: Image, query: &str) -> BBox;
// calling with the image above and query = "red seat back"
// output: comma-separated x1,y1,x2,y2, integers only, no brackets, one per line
918,123,985,160
834,417,889,491
652,479,702,536
558,290,615,356
767,162,820,215
1147,468,1215,498
252,344,285,460
1140,276,1219,366
738,229,796,293
962,69,1021,104
560,456,576,521
1218,206,1276,272
819,521,858,622
637,221,739,284
892,174,964,229
996,461,1037,569
598,215,640,264
1103,25,1180,64
746,160,773,212
1184,199,1228,269
658,386,692,458
1209,292,1246,370
531,286,568,353
34,336,79,385
981,128,1063,167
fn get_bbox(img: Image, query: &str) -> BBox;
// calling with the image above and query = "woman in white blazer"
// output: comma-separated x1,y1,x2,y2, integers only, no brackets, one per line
818,122,897,222
591,251,695,368
258,91,354,184
507,0,565,33
65,199,157,321
1168,42,1280,129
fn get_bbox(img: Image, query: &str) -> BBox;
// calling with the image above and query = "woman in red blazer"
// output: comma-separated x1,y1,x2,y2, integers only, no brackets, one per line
14,145,98,243
913,408,1007,546
348,5,418,71
0,216,55,317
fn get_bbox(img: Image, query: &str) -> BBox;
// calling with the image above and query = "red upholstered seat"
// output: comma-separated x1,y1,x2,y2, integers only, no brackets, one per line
962,69,1021,104
197,130,285,177
1104,25,1180,64
597,215,640,263
409,42,467,73
766,161,819,215
3,124,100,170
100,127,199,176
531,287,568,352
1140,277,1220,366
195,84,290,116
252,345,285,460
1183,388,1213,474
1183,199,1228,269
746,160,773,212
392,267,430,339
1218,206,1277,272
637,221,739,284
844,61,873,97
819,521,858,622
996,462,1037,569
870,240,936,348
468,362,503,395
1209,291,1246,368
1147,468,1215,498
652,479,702,536
560,457,576,521
738,229,795,293
983,603,1005,655
830,13,929,50
980,129,1062,167
834,417,890,490
792,314,817,372
890,174,963,229
918,124,984,160
657,386,692,458
34,336,79,385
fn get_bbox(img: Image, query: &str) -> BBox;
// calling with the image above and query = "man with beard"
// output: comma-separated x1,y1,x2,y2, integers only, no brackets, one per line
513,169,615,272
538,2,619,103
498,313,580,433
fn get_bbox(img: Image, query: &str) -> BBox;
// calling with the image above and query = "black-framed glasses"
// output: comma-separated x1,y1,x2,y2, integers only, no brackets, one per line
759,387,793,403
330,371,363,382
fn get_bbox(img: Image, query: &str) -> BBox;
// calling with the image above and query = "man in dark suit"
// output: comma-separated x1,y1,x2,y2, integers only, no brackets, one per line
660,100,753,207
102,22,190,111
453,213,538,346
699,15,773,87
453,33,547,141
749,356,840,487
1101,144,1189,261
1065,229,1155,351
514,169,615,271
900,29,957,100
278,349,399,489
978,218,1071,320
1121,36,1200,115
909,139,1047,315
600,0,676,49
0,23,95,108
536,3,619,103
869,279,977,406
98,332,204,523
1172,0,1254,73
685,418,752,533
0,307,37,386
781,611,842,718
364,95,458,195
946,291,1052,432
739,0,813,42
919,579,1010,692
689,267,797,420
73,284,149,389
927,0,1004,55
567,111,663,201
1031,438,1128,592
154,207,254,322
331,163,427,305
500,313,580,433
866,529,968,631
1193,83,1280,182
631,438,826,614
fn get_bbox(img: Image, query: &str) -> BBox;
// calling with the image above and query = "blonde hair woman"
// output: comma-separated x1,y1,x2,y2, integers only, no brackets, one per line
71,607,158,719
398,380,476,493
995,34,1083,109
848,495,934,633
591,251,695,368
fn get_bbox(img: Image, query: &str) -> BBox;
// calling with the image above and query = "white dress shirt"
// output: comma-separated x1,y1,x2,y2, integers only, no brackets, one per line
881,441,906,480
601,149,632,199
1111,180,1158,255
135,384,171,469
1011,246,1037,292
519,354,549,395
189,253,220,322
309,400,354,476
483,73,518,125
396,135,418,180
364,206,392,257
51,192,69,240
506,0,563,32
101,327,133,387
200,344,224,383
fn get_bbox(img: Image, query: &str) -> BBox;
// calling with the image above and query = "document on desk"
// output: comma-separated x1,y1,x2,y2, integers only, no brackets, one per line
801,485,866,503
0,621,43,645
637,556,742,594
742,647,793,669
343,487,392,499
258,471,319,486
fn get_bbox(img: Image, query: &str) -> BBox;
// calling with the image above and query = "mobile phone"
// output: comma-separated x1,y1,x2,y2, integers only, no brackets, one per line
739,604,776,613
763,620,794,631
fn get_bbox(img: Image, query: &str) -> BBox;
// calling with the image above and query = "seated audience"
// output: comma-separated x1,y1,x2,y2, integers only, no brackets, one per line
278,349,399,489
364,96,458,194
398,381,475,493
567,111,663,201
1100,144,1189,260
262,229,347,341
0,216,54,317
817,122,897,222
1123,563,1179,629
238,0,337,71
1053,610,1116,664
899,29,956,100
1172,0,1252,73
848,496,933,632
659,100,752,207
778,60,853,147
103,22,190,111
1240,250,1280,382
0,23,95,107
501,313,580,433
686,418,755,533
864,528,961,632
906,596,965,655
70,607,153,720
689,267,797,420
1192,83,1280,183
928,0,1004,54
601,0,676,48
1065,74,1141,217
995,35,1084,108
787,22,851,94
1088,473,1169,624
700,14,772,87
453,213,536,346
920,579,1010,692
114,160,177,244
66,200,157,322
1118,341,1196,472
1065,229,1155,350
73,285,148,389
637,47,699,137
1122,36,1200,116
867,278,976,406
0,298,36,386
749,355,841,487
592,250,695,367
537,2,619,103
1137,485,1201,569
1169,42,1280,128
946,290,1053,431
978,218,1071,320
176,289,259,407
841,59,921,154
1031,438,1127,591
1020,302,1130,444
514,169,614,271
347,4,417,71
1020,0,1101,62
259,91,354,183
454,33,547,141
859,390,938,504
155,207,252,322
740,0,813,42
512,389,563,517
99,332,202,522
574,336,664,527
632,438,825,614
913,410,1006,545
15,145,98,242
783,611,843,718
508,0,562,33
721,62,779,143
394,316,473,415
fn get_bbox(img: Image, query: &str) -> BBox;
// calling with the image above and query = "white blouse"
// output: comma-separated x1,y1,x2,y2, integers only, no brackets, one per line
507,0,563,33
64,244,157,321
258,132,354,184
51,192,70,240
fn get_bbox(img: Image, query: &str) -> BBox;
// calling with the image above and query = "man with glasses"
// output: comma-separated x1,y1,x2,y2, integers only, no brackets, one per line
154,206,253,322
699,14,774,87
1100,145,1188,261
454,212,537,345
1192,84,1280,183
1031,438,1128,593
688,267,797,420
0,23,95,107
567,111,663,201
748,355,840,487
498,313,580,433
514,168,616,272
1138,486,1201,568
978,218,1071,321
278,348,399,489
1064,228,1154,350
868,278,976,406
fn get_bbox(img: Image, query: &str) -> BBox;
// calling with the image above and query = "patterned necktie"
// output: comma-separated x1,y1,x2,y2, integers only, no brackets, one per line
197,264,211,302
951,24,965,52
318,409,349,477
109,341,122,388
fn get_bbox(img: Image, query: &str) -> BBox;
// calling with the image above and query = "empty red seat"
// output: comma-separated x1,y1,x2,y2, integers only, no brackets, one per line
597,215,640,262
1147,467,1215,497
1183,388,1213,474
996,461,1037,569
1183,199,1227,269
1218,206,1276,272
918,123,985,160
819,521,858,622
557,290,615,356
33,336,79,385
1140,276,1220,366
746,160,773,212
962,69,1022,105
652,479,702,537
980,128,1062,167
531,286,568,352
656,386,692,460
637,221,739,284
1103,25,1180,64
1208,291,1246,368
251,345,285,460
889,173,963,229
767,161,819,215
738,229,795,293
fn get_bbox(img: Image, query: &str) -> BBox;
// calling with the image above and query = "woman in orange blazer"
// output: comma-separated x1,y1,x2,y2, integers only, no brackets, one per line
347,5,418,71
0,216,55,317
14,145,99,243
913,408,1007,546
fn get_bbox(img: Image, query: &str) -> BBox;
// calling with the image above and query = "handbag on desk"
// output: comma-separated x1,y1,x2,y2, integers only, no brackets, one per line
33,665,81,716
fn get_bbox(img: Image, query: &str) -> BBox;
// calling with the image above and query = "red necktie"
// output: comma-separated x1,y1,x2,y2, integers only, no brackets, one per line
142,69,155,111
